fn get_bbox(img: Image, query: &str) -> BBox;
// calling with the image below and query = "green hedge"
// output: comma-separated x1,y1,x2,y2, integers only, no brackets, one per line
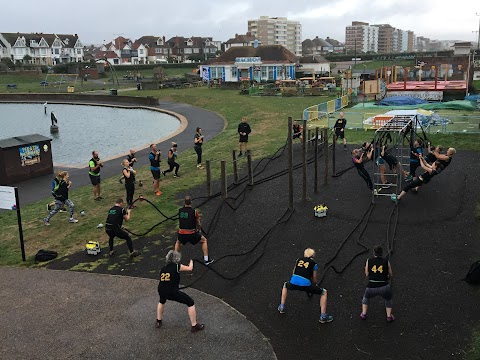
105,63,201,72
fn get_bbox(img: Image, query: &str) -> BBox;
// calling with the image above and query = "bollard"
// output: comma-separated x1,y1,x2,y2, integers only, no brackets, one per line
232,150,239,184
221,160,227,199
206,160,212,197
314,127,319,193
323,128,328,185
302,120,307,203
247,150,253,186
288,117,294,210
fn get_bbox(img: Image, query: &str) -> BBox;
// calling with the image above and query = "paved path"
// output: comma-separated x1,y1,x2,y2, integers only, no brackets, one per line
10,100,225,206
0,267,276,360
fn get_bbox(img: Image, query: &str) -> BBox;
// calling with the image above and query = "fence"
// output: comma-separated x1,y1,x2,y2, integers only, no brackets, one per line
302,95,349,127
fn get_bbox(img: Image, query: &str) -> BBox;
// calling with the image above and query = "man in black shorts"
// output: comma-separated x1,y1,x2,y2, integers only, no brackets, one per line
334,111,347,150
292,120,303,142
149,144,162,196
89,150,103,201
175,196,214,265
105,198,141,257
278,248,333,323
156,250,205,332
360,245,395,322
237,116,251,156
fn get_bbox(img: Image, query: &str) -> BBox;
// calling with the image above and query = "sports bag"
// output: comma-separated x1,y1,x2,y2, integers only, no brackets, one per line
464,260,480,285
34,249,58,263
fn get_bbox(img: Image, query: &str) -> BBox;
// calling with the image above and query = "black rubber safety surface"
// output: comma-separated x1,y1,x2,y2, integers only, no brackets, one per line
48,141,480,360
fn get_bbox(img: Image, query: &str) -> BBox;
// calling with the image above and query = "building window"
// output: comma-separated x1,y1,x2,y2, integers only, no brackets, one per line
184,48,192,54
54,49,60,55
261,66,268,79
139,49,144,55
231,67,237,78
155,48,162,54
76,48,82,54
268,66,274,80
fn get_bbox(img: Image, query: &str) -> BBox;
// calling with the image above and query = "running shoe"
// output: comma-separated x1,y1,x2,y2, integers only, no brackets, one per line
387,315,395,323
174,174,180,178
130,250,141,258
390,194,398,203
278,304,286,314
43,218,50,226
69,218,78,223
162,171,166,177
155,191,163,196
405,175,413,182
191,323,205,333
155,319,162,328
109,250,115,257
118,178,123,184
360,313,367,320
204,258,215,266
319,314,334,323
59,207,67,213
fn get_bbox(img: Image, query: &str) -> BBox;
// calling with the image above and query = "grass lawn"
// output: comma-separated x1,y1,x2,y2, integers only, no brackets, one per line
469,329,480,360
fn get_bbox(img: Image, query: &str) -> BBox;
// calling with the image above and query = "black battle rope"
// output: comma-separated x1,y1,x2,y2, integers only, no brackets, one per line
179,207,294,289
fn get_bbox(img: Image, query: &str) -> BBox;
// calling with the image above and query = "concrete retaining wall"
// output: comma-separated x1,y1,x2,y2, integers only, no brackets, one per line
0,93,158,106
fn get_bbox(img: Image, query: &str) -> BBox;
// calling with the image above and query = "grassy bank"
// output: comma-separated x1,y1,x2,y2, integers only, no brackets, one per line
1,87,480,267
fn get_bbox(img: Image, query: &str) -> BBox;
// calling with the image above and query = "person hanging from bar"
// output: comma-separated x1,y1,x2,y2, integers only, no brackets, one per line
352,145,374,191
391,156,444,202
406,139,423,182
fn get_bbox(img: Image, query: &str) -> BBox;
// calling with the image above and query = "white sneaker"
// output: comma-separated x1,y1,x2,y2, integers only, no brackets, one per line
69,218,79,223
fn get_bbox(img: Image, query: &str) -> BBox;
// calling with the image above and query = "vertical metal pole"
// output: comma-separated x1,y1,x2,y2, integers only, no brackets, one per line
205,160,212,197
302,119,307,203
314,127,319,193
15,188,26,262
220,160,227,199
332,129,336,175
307,129,311,147
323,128,328,185
232,150,239,184
247,150,253,186
288,117,294,210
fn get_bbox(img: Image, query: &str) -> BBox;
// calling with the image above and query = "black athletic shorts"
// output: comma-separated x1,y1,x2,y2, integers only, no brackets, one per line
284,282,325,295
158,290,194,307
335,129,345,139
177,231,202,245
293,132,301,139
89,174,101,186
151,170,161,180
239,135,249,143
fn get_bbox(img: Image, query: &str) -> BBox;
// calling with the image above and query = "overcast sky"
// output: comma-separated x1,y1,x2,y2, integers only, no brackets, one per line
2,0,479,45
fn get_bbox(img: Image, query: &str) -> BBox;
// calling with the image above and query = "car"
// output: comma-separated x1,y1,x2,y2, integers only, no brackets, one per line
39,81,49,86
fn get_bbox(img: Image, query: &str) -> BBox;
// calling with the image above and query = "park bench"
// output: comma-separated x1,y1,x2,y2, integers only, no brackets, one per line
6,84,17,89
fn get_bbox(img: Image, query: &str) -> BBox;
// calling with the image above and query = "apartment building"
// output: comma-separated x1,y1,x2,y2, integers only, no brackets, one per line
374,24,395,54
248,16,302,57
345,21,378,53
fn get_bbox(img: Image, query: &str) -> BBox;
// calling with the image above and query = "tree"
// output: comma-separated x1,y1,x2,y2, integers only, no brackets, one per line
23,54,32,64
0,57,14,67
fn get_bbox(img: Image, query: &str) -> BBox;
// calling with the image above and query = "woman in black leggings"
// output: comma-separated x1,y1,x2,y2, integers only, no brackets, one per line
392,156,443,202
122,159,136,209
162,142,180,177
194,127,204,169
352,147,374,190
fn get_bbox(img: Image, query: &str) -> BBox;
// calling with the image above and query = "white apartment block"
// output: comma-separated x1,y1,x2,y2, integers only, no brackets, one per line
345,22,378,53
248,16,302,57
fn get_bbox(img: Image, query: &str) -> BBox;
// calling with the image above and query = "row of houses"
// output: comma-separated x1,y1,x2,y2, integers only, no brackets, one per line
0,32,84,65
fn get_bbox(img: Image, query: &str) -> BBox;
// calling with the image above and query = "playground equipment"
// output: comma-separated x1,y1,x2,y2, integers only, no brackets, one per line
42,73,78,91
371,114,428,203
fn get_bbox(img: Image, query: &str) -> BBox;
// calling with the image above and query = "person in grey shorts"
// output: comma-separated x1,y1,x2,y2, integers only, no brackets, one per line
360,245,395,322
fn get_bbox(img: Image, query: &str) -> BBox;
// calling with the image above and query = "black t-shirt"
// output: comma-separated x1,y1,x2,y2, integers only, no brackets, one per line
438,156,452,169
123,167,135,185
179,206,197,230
334,118,346,131
158,263,180,292
127,153,136,167
420,169,438,184
292,257,316,281
424,152,437,164
149,152,160,168
238,122,251,137
194,133,203,147
106,205,126,227
292,124,301,134
54,180,69,201
367,256,389,288
352,155,364,169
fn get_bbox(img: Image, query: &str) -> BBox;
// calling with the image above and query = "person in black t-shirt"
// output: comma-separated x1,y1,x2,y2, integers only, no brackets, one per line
156,250,205,333
162,142,180,177
278,248,333,323
392,157,443,202
122,159,136,209
352,147,374,191
194,127,204,169
44,171,78,225
105,198,141,257
292,121,303,142
237,116,252,156
360,246,394,322
175,196,214,265
333,112,347,150
119,149,137,184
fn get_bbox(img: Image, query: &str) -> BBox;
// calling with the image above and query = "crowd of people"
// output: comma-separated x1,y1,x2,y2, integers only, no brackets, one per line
42,111,459,332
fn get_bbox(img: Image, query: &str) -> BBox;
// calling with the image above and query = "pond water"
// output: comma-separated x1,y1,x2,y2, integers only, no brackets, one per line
0,103,180,166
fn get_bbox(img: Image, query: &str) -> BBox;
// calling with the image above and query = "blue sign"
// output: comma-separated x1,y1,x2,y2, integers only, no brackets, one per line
235,57,261,63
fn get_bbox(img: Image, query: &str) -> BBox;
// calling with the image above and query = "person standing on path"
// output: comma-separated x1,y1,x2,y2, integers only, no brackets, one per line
278,248,333,323
149,144,162,196
119,149,137,184
174,196,214,265
360,246,395,322
194,127,204,169
122,159,136,209
89,150,103,201
105,198,141,258
334,112,347,150
44,171,78,225
156,250,205,333
237,116,251,156
162,142,180,177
